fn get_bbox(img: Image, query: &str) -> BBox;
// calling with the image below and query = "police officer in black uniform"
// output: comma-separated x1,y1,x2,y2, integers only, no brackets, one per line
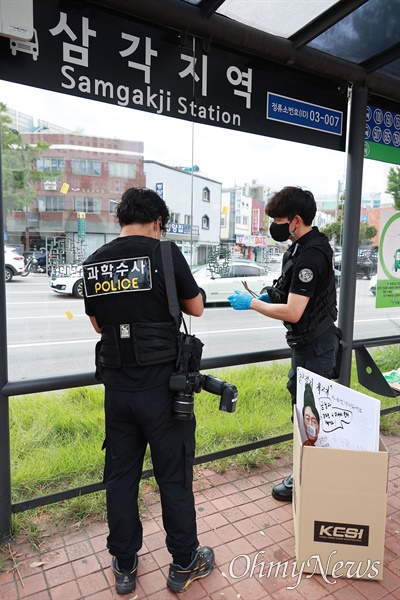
82,188,214,595
228,186,339,502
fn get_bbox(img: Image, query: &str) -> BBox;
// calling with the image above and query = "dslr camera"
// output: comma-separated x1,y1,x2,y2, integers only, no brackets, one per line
169,333,238,420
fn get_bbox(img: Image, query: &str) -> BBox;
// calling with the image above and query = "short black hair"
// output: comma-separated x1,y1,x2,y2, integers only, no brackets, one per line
116,187,170,230
265,186,316,225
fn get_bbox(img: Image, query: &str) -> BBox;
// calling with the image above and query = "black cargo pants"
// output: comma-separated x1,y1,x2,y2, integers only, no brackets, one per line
103,383,199,562
287,331,340,408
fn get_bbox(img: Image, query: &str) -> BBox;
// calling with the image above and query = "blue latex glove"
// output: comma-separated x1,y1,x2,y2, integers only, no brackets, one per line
258,292,272,303
227,290,253,310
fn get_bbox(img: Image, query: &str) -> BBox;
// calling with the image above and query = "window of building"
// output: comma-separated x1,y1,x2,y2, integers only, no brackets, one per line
72,159,101,175
184,214,192,225
235,215,241,224
221,214,226,228
38,196,65,212
73,197,101,213
36,157,65,172
203,187,210,202
243,216,249,226
170,212,180,223
109,162,136,178
202,215,210,229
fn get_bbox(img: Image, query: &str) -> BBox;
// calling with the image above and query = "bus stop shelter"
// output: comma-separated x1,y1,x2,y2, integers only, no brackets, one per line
0,0,399,536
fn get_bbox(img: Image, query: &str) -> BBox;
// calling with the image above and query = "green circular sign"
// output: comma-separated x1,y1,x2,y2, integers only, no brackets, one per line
379,212,400,280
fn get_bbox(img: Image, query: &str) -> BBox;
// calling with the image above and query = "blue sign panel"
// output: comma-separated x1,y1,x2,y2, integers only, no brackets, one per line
267,93,343,136
365,105,400,149
166,223,199,236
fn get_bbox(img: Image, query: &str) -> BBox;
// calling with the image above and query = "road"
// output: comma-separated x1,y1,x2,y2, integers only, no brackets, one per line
4,274,400,382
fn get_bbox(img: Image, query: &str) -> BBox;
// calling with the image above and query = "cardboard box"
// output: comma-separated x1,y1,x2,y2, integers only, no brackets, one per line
293,411,388,580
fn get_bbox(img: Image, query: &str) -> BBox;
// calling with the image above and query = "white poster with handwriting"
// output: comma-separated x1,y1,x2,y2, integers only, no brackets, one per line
296,368,380,452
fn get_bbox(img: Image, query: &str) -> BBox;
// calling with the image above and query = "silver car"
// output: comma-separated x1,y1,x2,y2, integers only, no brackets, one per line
193,260,275,305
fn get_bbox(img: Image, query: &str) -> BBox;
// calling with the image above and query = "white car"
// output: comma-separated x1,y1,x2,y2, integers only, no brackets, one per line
193,260,275,305
49,265,84,298
4,247,25,282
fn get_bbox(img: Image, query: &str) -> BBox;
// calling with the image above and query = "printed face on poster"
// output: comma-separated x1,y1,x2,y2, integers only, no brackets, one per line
296,368,380,452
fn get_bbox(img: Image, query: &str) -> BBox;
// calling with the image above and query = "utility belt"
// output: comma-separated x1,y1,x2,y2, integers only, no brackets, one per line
285,321,339,349
96,321,179,369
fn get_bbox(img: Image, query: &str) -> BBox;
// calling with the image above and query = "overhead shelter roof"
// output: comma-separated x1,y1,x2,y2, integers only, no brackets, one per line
90,0,400,107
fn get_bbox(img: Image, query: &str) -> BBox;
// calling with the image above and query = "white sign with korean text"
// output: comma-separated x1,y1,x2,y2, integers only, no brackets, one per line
296,368,380,452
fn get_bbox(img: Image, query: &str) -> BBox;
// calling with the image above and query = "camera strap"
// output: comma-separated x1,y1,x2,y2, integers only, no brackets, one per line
160,241,182,329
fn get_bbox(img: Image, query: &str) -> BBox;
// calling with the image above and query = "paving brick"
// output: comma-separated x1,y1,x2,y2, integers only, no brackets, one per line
71,554,101,579
379,567,400,593
351,579,394,600
137,553,159,576
76,570,110,597
0,581,18,600
136,568,166,595
198,567,229,595
17,571,47,598
233,573,268,599
65,540,94,562
23,590,50,600
49,579,81,600
143,530,166,553
45,562,75,588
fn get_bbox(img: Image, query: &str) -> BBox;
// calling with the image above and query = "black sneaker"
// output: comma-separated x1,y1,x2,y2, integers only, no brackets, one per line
111,555,138,595
167,546,215,593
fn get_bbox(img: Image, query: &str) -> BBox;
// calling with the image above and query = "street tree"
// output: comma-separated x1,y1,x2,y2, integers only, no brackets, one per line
386,166,400,210
320,221,343,245
359,222,377,246
320,220,377,247
1,102,53,215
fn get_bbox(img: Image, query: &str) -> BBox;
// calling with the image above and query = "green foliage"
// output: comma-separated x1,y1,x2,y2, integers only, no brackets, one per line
321,219,377,246
320,220,343,245
0,102,57,214
386,166,400,210
359,222,377,245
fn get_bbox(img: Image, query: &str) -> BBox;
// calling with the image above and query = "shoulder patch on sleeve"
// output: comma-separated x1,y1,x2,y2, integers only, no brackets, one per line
298,268,314,283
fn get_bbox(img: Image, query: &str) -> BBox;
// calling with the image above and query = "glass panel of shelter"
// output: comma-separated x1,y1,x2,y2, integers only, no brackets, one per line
1,80,399,381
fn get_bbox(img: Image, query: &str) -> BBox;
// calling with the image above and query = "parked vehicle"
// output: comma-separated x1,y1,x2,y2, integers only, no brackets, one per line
193,259,274,305
20,254,38,277
335,253,376,280
49,265,84,298
4,247,25,282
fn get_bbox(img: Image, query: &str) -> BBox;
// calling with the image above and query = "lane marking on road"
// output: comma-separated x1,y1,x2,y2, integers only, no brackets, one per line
7,315,400,349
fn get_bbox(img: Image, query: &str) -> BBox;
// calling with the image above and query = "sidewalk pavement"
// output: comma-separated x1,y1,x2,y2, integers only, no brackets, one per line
1,434,399,600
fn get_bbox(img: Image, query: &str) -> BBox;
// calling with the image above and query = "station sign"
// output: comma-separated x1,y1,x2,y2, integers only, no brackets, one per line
0,0,348,152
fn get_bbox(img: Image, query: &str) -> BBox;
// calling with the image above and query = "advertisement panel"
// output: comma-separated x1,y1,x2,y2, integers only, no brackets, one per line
375,210,400,308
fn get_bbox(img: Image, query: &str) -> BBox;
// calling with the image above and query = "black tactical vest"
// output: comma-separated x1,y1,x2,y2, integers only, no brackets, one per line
268,229,337,348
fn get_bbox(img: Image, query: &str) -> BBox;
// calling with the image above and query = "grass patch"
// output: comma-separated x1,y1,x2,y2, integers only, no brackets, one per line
6,346,400,542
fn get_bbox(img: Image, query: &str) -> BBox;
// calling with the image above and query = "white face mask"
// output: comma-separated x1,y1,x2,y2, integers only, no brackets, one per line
306,423,317,438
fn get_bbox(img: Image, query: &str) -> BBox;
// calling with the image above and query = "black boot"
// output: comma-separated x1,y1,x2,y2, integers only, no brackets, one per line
272,475,293,502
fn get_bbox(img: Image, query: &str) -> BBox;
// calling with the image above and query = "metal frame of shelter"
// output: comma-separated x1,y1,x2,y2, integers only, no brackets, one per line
0,0,399,537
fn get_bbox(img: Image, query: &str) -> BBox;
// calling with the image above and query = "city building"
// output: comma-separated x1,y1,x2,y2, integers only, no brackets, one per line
144,160,222,265
5,131,145,257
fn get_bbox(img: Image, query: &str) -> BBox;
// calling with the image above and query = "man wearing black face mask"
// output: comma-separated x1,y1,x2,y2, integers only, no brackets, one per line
228,186,340,502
